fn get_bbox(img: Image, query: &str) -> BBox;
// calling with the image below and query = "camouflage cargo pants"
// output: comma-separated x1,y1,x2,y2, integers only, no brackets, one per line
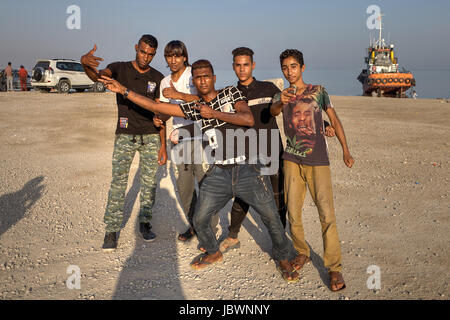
104,133,160,233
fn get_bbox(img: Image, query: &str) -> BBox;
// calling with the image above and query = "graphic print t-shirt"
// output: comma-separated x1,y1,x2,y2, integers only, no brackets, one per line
179,86,248,164
107,61,164,135
281,84,332,166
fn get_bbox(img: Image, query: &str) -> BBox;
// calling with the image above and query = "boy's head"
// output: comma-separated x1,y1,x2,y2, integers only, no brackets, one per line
232,47,255,83
134,34,158,69
280,49,305,85
191,59,216,95
164,40,189,73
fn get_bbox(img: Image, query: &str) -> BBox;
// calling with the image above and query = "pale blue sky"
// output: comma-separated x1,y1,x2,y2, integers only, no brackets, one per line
1,0,449,74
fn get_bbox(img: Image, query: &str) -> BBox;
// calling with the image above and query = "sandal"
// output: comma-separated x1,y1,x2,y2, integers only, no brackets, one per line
219,238,241,253
290,253,311,271
190,253,223,270
178,227,196,242
277,263,300,283
329,271,346,291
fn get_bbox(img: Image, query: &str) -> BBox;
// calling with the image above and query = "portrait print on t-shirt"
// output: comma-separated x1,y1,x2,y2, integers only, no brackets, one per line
282,85,332,166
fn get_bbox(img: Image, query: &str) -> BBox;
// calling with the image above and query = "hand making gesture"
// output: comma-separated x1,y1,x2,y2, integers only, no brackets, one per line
80,44,104,73
162,81,181,100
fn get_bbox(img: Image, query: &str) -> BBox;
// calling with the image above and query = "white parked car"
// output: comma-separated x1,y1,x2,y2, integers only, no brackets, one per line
31,59,105,93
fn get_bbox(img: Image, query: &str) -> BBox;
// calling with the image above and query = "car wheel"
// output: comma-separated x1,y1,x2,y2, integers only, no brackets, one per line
58,80,71,93
93,81,105,92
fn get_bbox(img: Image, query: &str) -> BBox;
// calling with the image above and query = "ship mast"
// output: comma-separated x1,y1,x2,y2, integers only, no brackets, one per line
377,13,384,48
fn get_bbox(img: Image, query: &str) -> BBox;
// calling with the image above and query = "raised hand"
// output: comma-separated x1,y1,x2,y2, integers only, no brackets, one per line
280,87,296,105
162,80,180,100
80,44,104,72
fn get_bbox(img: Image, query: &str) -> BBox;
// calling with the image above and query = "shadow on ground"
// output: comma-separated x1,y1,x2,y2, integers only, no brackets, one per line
112,165,185,299
0,176,45,237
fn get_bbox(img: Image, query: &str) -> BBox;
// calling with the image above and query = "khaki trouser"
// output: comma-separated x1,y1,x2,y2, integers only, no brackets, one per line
284,160,342,272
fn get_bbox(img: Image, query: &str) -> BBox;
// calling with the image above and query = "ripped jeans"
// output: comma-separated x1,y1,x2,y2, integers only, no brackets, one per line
193,163,290,261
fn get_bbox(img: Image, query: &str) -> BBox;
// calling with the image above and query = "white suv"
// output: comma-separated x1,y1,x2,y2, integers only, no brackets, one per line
31,59,105,93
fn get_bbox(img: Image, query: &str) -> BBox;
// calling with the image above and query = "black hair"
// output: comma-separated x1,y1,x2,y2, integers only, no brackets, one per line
232,47,254,62
138,34,158,49
20,65,24,68
191,59,214,76
280,49,304,67
8,62,11,65
164,40,189,66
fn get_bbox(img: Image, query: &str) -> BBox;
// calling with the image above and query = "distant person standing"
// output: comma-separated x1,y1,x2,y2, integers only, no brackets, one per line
4,62,13,92
412,90,417,99
18,66,28,91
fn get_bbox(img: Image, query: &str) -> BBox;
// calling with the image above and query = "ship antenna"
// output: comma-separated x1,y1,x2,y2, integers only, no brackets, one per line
377,13,384,47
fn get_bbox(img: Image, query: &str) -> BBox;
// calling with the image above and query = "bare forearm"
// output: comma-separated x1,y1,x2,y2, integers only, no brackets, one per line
331,118,350,154
212,110,254,127
179,92,199,102
126,90,185,117
159,125,166,148
83,66,100,82
82,67,110,83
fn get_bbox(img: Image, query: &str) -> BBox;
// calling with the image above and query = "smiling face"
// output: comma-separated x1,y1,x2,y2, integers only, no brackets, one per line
232,55,254,84
192,67,215,96
290,102,316,136
134,41,156,69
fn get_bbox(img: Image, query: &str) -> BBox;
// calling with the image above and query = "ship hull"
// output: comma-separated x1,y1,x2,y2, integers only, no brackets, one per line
358,72,415,97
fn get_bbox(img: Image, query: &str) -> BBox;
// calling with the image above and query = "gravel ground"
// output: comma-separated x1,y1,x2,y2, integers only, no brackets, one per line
0,91,448,300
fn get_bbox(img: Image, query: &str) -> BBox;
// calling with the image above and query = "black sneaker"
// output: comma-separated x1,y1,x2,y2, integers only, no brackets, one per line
140,222,156,242
102,232,117,251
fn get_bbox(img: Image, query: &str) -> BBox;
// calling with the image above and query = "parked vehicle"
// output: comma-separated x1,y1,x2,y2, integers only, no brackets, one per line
0,69,32,91
31,59,105,93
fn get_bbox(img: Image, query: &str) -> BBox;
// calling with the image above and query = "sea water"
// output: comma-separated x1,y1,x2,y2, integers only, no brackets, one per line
214,68,450,99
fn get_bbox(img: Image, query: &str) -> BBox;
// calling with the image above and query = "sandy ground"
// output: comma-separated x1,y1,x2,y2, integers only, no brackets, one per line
0,91,448,300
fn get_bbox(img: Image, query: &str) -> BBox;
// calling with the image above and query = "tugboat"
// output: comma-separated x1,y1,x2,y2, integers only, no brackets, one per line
357,15,416,97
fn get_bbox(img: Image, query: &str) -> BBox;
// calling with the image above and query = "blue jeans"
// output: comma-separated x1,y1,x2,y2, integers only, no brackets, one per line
193,163,290,261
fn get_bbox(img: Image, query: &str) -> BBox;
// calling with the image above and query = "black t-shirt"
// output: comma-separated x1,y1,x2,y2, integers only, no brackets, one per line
237,78,283,159
107,61,164,135
179,86,249,165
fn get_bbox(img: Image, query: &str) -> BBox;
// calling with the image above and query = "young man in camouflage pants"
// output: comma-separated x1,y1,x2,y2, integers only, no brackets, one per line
81,35,166,250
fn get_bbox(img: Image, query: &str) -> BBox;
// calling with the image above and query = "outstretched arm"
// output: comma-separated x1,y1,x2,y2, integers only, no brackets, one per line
100,76,185,118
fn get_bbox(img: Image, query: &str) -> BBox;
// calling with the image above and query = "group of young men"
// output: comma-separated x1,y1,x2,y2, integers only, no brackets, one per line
80,34,354,291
